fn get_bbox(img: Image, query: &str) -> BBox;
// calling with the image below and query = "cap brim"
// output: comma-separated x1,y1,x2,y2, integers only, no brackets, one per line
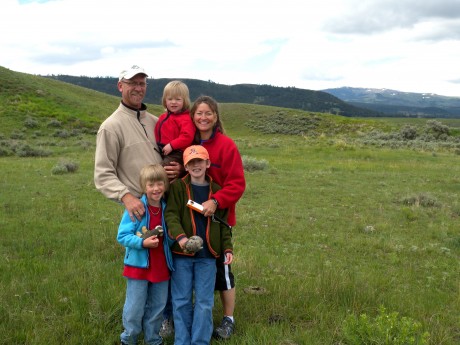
121,72,148,80
184,155,209,166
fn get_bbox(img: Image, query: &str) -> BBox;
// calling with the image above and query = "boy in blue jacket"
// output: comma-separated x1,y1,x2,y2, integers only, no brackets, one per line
117,164,174,345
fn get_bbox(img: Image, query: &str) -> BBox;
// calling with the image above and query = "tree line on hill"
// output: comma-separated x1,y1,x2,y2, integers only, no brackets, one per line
43,75,383,117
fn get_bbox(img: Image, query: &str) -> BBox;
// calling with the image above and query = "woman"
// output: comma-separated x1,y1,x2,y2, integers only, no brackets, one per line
191,95,246,340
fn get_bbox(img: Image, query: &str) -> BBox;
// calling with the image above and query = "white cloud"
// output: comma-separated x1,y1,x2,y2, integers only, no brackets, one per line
2,0,460,96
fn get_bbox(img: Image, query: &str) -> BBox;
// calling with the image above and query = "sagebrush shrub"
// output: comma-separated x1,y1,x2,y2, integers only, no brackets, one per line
51,161,79,175
246,113,321,135
47,119,62,128
13,143,51,157
425,120,450,138
401,193,440,207
10,130,25,140
242,155,269,172
53,129,70,138
79,141,92,150
24,116,39,128
0,145,12,157
400,125,418,140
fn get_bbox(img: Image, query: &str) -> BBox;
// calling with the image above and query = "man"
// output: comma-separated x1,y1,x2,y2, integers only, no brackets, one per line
94,65,182,221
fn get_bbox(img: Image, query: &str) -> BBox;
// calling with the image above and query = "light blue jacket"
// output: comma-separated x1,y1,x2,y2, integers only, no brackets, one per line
117,195,174,271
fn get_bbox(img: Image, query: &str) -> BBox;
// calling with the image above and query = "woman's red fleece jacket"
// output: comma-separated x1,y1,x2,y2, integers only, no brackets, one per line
201,129,246,226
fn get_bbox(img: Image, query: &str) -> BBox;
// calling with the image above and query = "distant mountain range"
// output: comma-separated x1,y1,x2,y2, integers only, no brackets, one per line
43,74,460,118
323,87,460,118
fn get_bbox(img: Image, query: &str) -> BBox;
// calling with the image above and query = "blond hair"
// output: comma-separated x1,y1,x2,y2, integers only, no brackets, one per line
139,164,169,193
162,80,191,111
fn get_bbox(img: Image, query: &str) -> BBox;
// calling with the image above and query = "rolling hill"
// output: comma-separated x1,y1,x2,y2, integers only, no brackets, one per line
0,65,379,140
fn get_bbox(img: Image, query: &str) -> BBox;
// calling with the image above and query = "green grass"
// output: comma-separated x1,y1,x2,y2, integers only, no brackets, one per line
1,68,459,344
1,135,459,344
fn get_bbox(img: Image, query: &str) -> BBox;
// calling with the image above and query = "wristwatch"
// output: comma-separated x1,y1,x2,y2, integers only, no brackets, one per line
211,198,219,207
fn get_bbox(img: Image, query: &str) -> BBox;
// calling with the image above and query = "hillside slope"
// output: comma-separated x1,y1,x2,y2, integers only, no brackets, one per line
0,66,385,142
0,66,165,135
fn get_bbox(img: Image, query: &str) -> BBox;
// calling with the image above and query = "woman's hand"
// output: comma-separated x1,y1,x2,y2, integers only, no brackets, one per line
202,199,217,217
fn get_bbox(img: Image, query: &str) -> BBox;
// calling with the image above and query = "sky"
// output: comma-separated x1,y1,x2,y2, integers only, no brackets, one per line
2,0,460,97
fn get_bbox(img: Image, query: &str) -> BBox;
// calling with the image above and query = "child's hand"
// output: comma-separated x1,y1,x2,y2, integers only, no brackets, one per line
143,235,159,248
163,143,173,155
224,252,233,265
178,237,188,250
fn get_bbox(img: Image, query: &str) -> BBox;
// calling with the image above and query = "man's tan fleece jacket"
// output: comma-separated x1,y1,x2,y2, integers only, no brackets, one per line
94,102,162,202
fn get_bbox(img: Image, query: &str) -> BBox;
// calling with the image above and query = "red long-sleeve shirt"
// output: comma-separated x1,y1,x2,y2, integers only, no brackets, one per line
201,130,246,226
154,110,195,151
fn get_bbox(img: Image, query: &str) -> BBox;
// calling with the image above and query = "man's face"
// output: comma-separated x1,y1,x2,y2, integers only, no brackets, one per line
118,74,147,109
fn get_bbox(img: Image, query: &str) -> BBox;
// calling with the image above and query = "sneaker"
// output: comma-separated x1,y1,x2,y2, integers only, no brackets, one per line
159,317,174,338
213,316,235,340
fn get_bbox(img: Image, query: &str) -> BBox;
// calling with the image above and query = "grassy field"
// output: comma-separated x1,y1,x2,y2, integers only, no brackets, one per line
1,68,459,344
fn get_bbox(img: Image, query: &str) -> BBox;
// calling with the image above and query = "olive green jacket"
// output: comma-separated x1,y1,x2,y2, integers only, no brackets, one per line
165,174,232,258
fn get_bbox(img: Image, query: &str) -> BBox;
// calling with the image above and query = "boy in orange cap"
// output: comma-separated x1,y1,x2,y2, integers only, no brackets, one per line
165,145,233,345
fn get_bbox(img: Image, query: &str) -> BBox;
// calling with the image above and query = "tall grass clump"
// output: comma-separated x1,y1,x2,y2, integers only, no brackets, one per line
341,305,430,345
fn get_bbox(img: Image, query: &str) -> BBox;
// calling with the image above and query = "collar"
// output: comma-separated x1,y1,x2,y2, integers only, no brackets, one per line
121,100,147,112
181,173,213,185
200,127,219,144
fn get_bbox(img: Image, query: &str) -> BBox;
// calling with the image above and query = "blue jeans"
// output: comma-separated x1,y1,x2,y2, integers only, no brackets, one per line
171,257,216,345
121,278,169,345
163,281,173,320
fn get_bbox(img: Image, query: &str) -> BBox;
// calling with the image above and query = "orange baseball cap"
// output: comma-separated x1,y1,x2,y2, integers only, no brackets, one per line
183,145,210,166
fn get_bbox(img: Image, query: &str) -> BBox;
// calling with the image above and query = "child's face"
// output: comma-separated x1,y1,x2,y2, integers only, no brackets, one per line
185,158,210,179
144,180,166,205
166,96,184,114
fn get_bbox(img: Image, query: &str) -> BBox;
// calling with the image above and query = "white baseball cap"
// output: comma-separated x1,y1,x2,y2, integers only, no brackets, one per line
119,65,148,81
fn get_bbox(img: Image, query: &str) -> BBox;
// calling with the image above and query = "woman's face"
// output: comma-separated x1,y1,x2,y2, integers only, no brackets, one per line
192,102,217,139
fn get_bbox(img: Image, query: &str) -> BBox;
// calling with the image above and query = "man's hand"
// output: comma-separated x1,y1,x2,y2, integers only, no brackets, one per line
121,193,145,222
163,161,184,182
